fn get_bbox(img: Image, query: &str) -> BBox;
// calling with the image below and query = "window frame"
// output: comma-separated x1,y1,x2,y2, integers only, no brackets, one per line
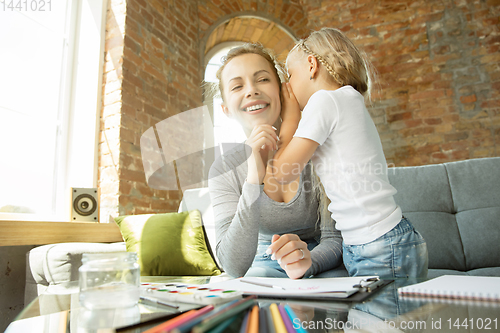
0,0,107,222
203,42,247,171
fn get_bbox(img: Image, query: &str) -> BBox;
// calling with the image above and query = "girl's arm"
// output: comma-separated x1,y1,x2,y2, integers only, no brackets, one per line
273,83,319,184
278,83,301,149
272,137,319,184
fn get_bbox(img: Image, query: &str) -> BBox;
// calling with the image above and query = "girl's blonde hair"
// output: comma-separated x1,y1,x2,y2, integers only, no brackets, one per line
289,27,373,98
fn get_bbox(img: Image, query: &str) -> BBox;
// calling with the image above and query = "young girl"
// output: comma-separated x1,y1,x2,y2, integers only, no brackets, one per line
268,28,428,278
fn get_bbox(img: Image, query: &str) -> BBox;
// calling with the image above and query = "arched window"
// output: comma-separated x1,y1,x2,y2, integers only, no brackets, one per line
204,44,246,148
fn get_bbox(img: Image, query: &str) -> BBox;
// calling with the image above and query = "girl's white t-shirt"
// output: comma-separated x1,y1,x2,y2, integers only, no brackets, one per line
293,86,401,245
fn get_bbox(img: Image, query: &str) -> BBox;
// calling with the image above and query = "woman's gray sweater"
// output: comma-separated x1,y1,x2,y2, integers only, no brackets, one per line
208,144,343,278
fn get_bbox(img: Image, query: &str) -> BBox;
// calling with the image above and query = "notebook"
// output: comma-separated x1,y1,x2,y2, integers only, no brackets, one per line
398,275,500,302
203,276,383,299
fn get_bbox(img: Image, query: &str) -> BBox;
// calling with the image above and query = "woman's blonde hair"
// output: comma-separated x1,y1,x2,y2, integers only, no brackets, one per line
212,43,287,102
289,27,373,98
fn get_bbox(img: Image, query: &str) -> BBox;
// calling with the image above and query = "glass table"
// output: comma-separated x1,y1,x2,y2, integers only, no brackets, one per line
6,276,499,332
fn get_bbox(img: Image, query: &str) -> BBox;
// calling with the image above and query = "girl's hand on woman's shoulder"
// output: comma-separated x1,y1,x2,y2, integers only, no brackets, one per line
277,83,301,154
280,83,301,122
267,234,312,279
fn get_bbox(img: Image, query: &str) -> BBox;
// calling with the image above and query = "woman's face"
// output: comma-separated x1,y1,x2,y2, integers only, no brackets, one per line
220,53,281,136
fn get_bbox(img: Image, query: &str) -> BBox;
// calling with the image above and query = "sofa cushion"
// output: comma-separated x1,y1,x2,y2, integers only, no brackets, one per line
446,157,500,211
388,164,466,271
403,212,466,271
178,188,221,269
465,267,500,276
426,269,467,279
115,210,221,276
455,208,500,270
390,157,500,274
446,158,500,271
25,242,126,305
388,163,454,214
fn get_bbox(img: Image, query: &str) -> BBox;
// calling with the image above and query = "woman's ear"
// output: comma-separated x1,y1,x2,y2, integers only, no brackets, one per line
307,55,319,79
221,103,232,118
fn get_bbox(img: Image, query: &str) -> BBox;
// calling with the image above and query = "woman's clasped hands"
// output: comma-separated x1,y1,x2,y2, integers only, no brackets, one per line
246,124,279,153
245,124,279,185
266,234,312,279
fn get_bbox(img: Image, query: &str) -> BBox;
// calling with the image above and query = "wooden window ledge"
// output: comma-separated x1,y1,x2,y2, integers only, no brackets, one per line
0,220,123,246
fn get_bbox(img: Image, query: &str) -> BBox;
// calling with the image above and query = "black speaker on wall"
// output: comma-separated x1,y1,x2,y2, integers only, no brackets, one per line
71,188,99,222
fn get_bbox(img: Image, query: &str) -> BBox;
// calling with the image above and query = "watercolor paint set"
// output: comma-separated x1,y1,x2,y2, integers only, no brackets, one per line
140,282,244,305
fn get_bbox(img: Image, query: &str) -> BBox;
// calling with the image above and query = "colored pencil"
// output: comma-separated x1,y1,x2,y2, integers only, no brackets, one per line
264,306,276,333
258,306,269,333
192,296,257,333
171,298,247,333
278,304,296,332
269,303,287,333
140,295,179,309
240,278,286,290
206,315,239,333
239,308,251,333
246,305,259,333
283,304,307,333
142,310,197,333
149,304,214,333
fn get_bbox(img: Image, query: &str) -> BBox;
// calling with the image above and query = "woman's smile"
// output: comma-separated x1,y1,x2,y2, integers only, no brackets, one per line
242,101,270,114
221,53,281,136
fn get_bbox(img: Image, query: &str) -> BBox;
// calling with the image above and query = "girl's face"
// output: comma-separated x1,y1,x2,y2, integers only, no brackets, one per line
286,51,312,110
221,53,281,136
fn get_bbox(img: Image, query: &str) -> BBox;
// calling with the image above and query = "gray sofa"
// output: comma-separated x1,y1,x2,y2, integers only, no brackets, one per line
24,157,500,305
388,156,500,278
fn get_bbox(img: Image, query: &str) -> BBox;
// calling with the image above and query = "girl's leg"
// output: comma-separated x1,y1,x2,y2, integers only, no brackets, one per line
343,217,428,278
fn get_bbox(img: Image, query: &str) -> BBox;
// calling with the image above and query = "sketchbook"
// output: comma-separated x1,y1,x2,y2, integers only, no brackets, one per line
398,275,500,302
204,276,387,300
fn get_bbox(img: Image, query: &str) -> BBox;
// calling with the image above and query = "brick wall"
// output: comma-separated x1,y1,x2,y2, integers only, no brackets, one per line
99,0,499,219
302,0,500,166
100,0,204,220
198,0,308,56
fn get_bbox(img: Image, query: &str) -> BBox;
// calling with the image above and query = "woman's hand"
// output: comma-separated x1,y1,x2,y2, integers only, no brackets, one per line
245,124,278,185
266,234,312,279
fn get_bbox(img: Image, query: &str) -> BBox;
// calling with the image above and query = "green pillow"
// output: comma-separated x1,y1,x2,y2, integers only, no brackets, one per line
114,210,221,276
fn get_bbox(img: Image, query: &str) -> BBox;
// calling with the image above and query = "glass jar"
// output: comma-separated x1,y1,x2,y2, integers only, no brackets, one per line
79,252,140,309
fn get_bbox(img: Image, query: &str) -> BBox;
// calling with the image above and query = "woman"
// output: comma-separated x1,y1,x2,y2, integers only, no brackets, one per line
207,43,344,279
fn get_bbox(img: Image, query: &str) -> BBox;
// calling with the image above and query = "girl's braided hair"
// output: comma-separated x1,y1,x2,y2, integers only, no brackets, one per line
290,28,373,98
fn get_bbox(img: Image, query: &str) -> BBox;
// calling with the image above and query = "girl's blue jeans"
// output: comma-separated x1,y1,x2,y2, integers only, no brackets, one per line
343,217,428,279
